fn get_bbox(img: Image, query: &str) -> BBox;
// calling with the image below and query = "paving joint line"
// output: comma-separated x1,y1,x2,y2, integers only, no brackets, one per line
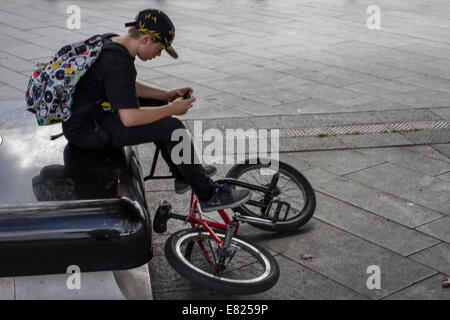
429,145,450,160
321,167,450,217
302,217,438,300
311,201,442,258
314,189,446,241
340,161,388,178
352,145,450,168
380,271,440,300
406,241,444,259
273,251,370,300
413,215,448,231
434,170,450,178
350,149,450,178
309,215,444,292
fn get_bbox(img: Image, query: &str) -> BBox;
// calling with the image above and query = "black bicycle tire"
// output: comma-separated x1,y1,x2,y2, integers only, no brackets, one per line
226,158,316,233
164,228,279,295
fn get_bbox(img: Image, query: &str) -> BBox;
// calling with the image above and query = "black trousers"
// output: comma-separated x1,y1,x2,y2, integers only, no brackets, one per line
64,98,214,200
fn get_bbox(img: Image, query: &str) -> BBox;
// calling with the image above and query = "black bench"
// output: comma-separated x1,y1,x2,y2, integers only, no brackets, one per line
0,126,152,277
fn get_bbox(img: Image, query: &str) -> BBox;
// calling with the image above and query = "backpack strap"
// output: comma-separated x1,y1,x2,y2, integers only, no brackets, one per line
101,33,119,41
50,132,64,140
92,101,111,146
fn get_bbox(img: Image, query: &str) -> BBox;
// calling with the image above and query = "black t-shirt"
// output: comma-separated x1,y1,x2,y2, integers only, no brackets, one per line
62,40,139,143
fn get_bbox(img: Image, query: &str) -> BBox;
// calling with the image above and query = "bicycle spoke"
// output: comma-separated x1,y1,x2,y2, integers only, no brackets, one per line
175,232,271,282
278,175,293,190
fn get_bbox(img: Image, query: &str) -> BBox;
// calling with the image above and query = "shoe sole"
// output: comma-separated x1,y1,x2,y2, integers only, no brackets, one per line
175,167,218,194
175,185,191,194
200,191,252,213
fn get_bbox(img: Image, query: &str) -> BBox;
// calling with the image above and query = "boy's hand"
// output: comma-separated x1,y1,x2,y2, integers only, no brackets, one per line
170,97,195,115
167,87,193,102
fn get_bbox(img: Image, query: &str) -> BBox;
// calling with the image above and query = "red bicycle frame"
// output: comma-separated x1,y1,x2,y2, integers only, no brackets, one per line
186,191,239,248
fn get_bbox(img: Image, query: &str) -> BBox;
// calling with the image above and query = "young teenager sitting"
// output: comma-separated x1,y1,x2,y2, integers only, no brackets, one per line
62,9,251,212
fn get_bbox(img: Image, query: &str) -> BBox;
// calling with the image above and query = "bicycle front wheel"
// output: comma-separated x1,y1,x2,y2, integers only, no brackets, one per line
164,228,279,295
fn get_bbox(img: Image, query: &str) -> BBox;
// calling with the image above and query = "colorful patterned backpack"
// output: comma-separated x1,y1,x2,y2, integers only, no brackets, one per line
26,33,117,126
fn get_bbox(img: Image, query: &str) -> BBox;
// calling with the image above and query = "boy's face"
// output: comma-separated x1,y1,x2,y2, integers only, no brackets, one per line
137,35,163,61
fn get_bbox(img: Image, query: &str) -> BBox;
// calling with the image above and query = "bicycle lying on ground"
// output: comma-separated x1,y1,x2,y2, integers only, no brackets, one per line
144,147,316,295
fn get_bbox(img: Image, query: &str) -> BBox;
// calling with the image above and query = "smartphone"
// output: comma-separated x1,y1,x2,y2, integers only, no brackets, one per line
183,90,192,99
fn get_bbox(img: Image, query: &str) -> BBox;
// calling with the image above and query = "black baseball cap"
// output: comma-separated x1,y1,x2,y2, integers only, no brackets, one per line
125,9,178,59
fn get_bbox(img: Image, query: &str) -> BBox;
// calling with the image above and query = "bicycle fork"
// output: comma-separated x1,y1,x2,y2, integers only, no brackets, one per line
215,218,239,273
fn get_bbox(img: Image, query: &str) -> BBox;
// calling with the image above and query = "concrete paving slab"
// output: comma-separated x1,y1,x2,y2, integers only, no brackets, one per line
240,70,313,92
152,63,231,85
315,192,440,256
436,172,450,182
294,82,377,107
400,128,450,144
409,243,450,275
400,89,450,109
135,67,172,83
183,104,251,120
243,219,436,300
355,147,450,176
0,84,24,100
299,166,341,190
334,31,419,50
431,144,450,159
385,274,450,300
430,107,450,120
401,145,450,163
416,217,450,244
346,163,450,215
0,278,14,300
0,10,48,30
1,43,55,61
0,52,35,73
20,35,68,52
14,271,125,300
281,66,360,88
206,76,306,107
252,255,367,300
113,264,153,300
207,92,284,117
373,109,443,123
316,177,444,229
343,83,419,104
278,152,314,172
273,98,342,115
359,78,420,94
341,101,412,113
284,149,385,176
0,65,29,91
396,74,450,93
322,52,417,81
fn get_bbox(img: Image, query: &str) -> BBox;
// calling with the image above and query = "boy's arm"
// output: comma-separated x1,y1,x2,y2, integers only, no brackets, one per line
118,97,196,127
136,80,193,102
135,80,169,101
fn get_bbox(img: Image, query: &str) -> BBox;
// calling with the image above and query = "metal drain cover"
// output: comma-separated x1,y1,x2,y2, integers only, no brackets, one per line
275,120,449,137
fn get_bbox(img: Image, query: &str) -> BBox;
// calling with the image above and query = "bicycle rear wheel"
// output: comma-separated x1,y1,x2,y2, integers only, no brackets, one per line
165,228,279,295
226,158,316,233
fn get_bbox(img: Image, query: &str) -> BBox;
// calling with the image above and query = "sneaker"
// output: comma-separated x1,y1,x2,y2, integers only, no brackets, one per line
199,182,252,213
175,165,217,194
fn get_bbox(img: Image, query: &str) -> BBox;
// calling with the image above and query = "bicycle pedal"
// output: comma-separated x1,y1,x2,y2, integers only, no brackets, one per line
153,201,172,233
264,199,291,221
